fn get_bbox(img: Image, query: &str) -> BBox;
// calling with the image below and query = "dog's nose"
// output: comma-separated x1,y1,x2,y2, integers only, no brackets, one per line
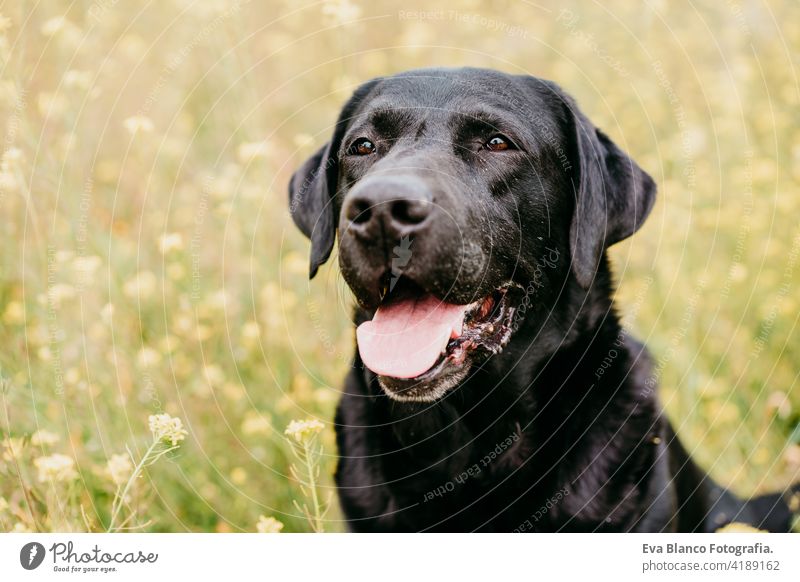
343,178,432,238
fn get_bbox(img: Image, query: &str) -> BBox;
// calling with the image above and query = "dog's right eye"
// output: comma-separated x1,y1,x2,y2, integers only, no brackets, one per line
347,138,376,156
484,135,514,152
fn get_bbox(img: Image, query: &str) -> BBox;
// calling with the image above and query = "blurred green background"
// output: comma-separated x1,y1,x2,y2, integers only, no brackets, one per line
0,0,798,532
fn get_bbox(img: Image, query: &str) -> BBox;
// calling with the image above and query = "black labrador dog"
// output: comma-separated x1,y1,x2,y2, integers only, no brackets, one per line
288,67,799,532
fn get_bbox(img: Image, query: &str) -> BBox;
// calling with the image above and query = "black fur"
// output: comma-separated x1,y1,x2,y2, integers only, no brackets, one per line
288,67,799,532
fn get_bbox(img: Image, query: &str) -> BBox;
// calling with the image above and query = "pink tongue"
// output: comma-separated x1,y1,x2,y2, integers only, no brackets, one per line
357,294,469,379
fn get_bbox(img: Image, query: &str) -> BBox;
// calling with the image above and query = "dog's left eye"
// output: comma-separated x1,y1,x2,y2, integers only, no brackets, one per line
347,137,377,156
484,135,515,152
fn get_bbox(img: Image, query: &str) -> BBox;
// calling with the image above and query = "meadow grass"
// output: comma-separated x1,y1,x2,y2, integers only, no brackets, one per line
0,0,798,532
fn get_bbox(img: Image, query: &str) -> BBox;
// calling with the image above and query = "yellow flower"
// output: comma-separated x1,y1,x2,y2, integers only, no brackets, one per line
0,170,18,192
716,522,768,533
256,515,284,533
285,418,324,444
64,368,80,386
237,140,271,163
136,347,161,368
34,453,78,483
37,91,67,118
321,0,362,25
293,133,314,149
282,251,308,276
100,303,115,325
95,159,119,183
148,413,188,446
123,115,154,135
765,391,791,419
314,387,338,407
31,429,60,447
203,289,230,312
202,364,225,387
0,496,8,513
221,382,244,402
106,453,133,486
241,321,261,342
158,233,184,254
2,437,24,461
47,283,76,308
230,467,247,485
729,263,748,282
123,270,157,299
2,301,25,325
62,69,92,91
241,412,271,436
119,34,146,59
2,147,24,167
40,16,66,36
72,255,102,282
784,444,800,469
55,249,74,262
166,263,186,281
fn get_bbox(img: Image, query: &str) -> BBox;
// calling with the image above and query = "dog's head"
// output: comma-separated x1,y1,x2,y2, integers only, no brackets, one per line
289,67,655,402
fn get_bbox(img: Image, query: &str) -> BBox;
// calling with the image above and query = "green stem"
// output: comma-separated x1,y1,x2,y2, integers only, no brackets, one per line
107,440,158,533
1,380,41,532
303,441,323,532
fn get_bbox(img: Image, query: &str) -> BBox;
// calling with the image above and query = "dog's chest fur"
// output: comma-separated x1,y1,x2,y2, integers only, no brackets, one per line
334,333,667,532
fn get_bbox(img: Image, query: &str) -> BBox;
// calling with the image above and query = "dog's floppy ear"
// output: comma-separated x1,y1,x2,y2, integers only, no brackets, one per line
288,143,336,278
289,78,381,278
550,86,656,288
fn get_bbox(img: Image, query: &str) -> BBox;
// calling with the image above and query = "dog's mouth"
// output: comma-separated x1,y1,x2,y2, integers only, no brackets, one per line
356,278,523,400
